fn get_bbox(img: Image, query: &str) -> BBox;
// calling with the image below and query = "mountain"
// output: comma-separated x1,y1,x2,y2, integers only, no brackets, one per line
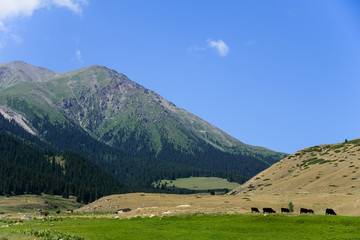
0,61,287,189
0,130,125,203
229,138,360,195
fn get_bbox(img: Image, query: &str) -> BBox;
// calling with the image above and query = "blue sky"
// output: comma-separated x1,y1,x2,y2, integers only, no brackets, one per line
0,0,359,153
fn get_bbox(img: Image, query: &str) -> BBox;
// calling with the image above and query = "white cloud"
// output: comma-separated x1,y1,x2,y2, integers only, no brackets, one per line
207,39,229,57
52,0,88,15
11,34,22,44
0,21,5,31
187,45,206,55
75,49,83,63
246,40,255,46
0,0,42,21
0,0,88,51
0,0,88,27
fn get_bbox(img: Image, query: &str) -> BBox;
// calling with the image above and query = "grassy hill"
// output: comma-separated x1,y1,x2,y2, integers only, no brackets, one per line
230,138,360,195
0,194,82,214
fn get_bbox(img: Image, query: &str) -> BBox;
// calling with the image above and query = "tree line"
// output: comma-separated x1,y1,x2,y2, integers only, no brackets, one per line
0,130,125,203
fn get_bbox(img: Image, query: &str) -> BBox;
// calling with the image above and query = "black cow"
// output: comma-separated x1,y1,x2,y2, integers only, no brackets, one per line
300,208,308,214
263,208,276,214
117,208,131,213
281,208,290,213
325,208,337,215
251,207,260,213
300,208,314,214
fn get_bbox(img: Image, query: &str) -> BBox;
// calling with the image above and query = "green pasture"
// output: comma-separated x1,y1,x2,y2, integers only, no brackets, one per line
156,177,240,190
1,214,360,239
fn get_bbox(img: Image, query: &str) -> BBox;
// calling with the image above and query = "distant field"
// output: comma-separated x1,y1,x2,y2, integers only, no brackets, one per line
1,215,360,239
0,194,82,214
156,177,241,190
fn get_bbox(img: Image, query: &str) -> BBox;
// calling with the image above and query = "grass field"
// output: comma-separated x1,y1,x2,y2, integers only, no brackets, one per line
0,194,83,214
1,214,360,239
156,177,241,190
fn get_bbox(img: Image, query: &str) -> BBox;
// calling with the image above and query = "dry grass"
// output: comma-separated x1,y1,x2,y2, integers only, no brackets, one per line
2,139,360,221
76,191,360,217
230,138,360,196
70,139,360,218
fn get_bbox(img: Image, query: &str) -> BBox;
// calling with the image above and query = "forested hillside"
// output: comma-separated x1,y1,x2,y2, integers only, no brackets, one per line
0,131,125,203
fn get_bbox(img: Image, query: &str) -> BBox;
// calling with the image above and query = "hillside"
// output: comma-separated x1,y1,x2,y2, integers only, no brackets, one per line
230,138,360,195
0,61,287,189
0,128,125,203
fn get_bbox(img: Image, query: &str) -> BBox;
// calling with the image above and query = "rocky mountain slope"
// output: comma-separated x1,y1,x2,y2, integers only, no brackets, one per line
0,61,287,189
230,138,360,195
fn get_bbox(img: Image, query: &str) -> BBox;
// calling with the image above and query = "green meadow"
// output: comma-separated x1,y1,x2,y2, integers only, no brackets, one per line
1,214,360,240
156,177,241,190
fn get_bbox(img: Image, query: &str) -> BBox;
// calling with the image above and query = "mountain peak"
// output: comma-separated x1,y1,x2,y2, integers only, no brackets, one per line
0,61,57,88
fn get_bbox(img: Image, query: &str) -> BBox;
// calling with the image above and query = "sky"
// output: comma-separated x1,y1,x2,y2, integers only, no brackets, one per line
0,0,359,154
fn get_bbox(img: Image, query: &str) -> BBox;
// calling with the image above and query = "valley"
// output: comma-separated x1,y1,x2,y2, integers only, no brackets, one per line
1,192,360,239
0,61,359,239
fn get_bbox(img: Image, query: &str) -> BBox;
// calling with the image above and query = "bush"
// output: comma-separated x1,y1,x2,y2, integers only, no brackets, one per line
288,202,294,212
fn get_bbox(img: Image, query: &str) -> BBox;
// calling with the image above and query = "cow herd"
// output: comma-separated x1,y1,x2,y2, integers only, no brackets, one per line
251,207,337,215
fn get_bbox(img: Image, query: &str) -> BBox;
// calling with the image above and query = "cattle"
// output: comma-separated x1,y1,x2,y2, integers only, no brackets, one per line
325,208,337,215
117,208,132,213
281,208,290,213
251,207,260,213
300,208,314,214
300,208,308,214
263,208,276,214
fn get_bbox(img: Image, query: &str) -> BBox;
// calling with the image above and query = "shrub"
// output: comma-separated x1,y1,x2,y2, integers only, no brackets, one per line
288,202,294,212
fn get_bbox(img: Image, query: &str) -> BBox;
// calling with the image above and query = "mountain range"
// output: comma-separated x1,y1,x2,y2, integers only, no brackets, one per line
0,61,287,190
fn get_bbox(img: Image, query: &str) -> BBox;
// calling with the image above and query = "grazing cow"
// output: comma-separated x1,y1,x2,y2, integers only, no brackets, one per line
300,208,309,214
263,208,276,214
281,208,290,213
300,208,314,214
117,208,131,213
325,208,337,215
251,207,260,213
